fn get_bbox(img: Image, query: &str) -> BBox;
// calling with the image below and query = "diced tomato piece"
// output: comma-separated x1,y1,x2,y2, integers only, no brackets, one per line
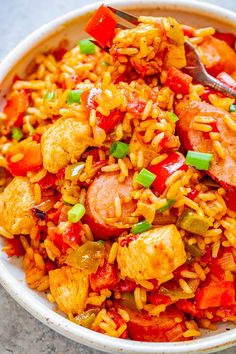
52,47,67,61
214,31,236,49
216,71,236,90
196,281,236,309
38,172,56,189
3,90,28,127
176,299,198,316
159,135,180,151
4,236,25,257
97,110,124,133
187,188,199,200
85,5,117,47
56,168,65,180
62,223,83,249
90,261,119,292
182,25,195,38
118,279,137,292
165,67,192,95
32,133,41,143
147,292,171,306
108,309,128,338
50,233,70,254
6,141,43,176
148,152,187,195
45,260,55,272
80,88,101,110
225,189,236,212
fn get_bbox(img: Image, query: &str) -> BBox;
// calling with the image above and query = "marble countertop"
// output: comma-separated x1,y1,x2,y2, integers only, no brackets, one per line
0,0,236,353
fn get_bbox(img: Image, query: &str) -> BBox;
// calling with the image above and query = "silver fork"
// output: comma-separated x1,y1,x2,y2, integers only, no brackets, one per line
91,6,236,99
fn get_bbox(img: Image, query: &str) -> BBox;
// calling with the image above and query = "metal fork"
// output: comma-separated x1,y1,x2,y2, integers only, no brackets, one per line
91,6,236,99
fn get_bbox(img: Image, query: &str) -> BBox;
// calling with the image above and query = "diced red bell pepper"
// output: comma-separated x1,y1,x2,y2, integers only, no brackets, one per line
196,281,236,309
187,188,199,200
214,31,236,49
39,172,56,189
159,135,180,150
62,222,83,249
56,168,65,180
6,141,43,176
80,88,101,111
118,278,137,292
50,233,70,254
45,260,55,272
182,25,195,38
176,299,198,316
97,110,124,133
3,90,28,127
32,133,41,143
90,261,119,292
4,236,25,257
52,47,67,61
216,71,236,90
225,189,236,212
147,291,171,306
165,67,192,95
148,152,187,195
85,5,117,48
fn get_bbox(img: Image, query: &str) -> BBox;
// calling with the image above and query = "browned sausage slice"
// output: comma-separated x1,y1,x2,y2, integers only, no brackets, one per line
176,100,236,189
84,172,136,240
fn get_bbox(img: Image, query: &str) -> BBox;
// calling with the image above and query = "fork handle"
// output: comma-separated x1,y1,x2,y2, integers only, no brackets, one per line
202,74,236,99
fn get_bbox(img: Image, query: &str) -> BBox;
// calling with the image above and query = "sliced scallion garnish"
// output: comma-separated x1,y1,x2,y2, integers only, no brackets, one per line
68,203,86,223
132,220,152,234
135,168,156,188
186,151,213,170
67,89,84,105
110,141,129,158
79,39,96,55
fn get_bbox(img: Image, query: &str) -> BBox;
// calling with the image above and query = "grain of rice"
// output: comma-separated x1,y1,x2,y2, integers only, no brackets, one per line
134,287,143,310
108,242,118,264
151,132,165,148
29,168,47,183
181,270,198,279
102,313,117,329
34,253,45,270
223,115,236,131
166,180,181,200
89,109,97,127
117,308,130,322
142,100,153,120
13,80,46,90
192,123,212,132
118,159,129,177
20,235,30,250
183,329,201,338
62,195,78,205
10,153,24,163
179,279,193,294
165,170,184,187
212,240,221,258
194,115,215,124
209,132,220,140
213,140,226,159
117,48,139,55
183,196,199,211
116,324,127,337
204,229,222,237
151,153,168,165
136,279,154,290
0,226,14,239
34,183,42,204
193,263,206,281
78,189,86,205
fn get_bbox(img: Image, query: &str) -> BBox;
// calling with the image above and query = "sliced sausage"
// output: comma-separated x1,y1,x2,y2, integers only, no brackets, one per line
176,100,236,189
0,177,35,235
126,307,187,342
84,172,136,240
117,225,186,281
198,36,236,76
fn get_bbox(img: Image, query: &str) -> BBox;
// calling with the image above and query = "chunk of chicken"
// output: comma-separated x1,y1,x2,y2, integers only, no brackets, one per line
0,177,35,235
41,117,92,173
117,225,186,281
49,266,89,315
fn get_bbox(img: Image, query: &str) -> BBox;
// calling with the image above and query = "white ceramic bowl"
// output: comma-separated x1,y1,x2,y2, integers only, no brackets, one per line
1,1,236,353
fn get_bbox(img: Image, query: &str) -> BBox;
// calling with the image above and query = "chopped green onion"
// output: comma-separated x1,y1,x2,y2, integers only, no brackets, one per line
68,203,86,223
133,220,152,234
79,39,96,55
229,104,236,113
97,240,105,246
158,199,175,213
168,111,179,123
67,89,84,105
186,151,213,170
101,61,109,67
135,168,156,188
110,141,129,158
44,92,56,100
11,127,23,141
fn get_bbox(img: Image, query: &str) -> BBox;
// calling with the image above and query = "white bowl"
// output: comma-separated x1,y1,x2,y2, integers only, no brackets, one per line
1,0,236,353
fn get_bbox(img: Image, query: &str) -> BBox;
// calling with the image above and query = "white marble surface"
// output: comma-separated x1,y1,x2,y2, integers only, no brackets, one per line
0,0,236,353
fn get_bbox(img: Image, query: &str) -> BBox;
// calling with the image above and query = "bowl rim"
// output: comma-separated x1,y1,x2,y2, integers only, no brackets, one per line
1,0,236,353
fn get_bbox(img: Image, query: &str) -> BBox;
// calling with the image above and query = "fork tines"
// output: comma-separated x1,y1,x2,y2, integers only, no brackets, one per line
108,6,139,26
